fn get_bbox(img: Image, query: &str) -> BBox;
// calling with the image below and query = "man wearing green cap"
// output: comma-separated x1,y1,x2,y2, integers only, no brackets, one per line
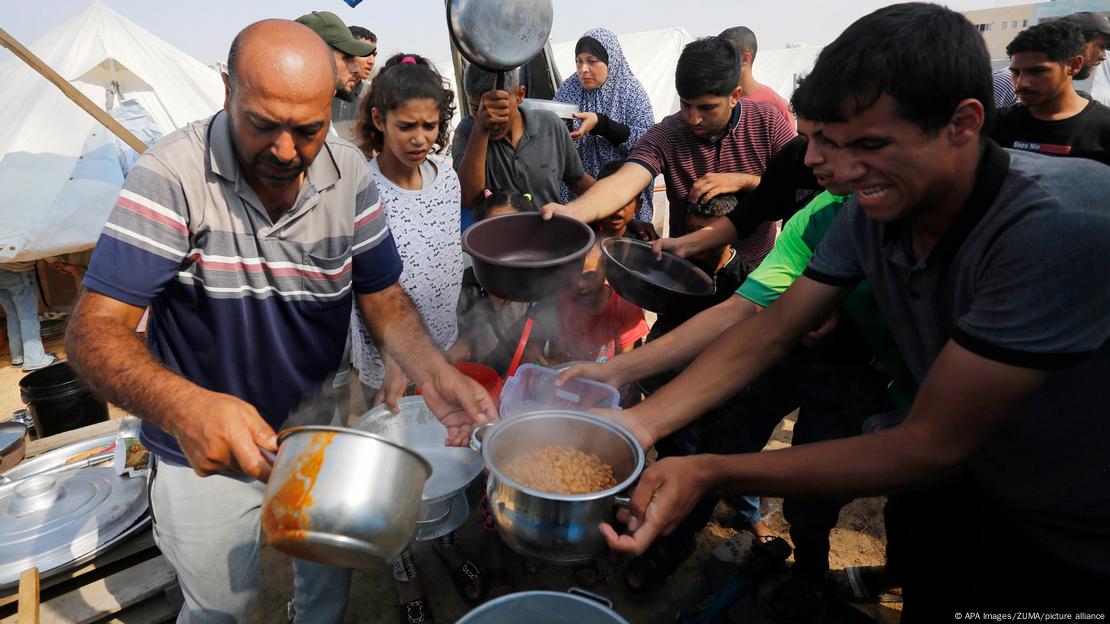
296,10,374,102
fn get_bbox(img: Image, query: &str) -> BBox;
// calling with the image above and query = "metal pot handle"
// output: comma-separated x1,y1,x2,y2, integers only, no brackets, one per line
468,423,495,453
614,494,631,507
415,498,454,526
567,586,614,609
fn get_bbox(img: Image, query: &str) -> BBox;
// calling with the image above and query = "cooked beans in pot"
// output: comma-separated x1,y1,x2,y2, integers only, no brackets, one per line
503,446,618,494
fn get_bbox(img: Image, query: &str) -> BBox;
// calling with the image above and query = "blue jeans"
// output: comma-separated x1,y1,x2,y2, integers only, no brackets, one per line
0,269,52,369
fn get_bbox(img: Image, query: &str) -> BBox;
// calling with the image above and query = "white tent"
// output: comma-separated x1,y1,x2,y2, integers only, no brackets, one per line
751,45,823,104
0,1,225,262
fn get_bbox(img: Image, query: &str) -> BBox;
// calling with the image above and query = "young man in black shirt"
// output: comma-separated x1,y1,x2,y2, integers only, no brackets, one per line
993,19,1110,164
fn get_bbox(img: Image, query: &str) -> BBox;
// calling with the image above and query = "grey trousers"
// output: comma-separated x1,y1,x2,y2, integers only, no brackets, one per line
149,458,353,623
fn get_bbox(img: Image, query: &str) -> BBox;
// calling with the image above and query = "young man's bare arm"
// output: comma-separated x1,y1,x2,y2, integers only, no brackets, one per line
652,216,740,259
604,341,1046,555
628,276,846,447
559,294,757,388
541,163,652,223
457,124,491,208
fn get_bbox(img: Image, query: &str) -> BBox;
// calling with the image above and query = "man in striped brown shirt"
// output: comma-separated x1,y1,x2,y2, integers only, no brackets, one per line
544,37,795,265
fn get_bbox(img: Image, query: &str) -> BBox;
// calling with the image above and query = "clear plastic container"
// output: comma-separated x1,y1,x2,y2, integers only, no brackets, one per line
499,364,620,420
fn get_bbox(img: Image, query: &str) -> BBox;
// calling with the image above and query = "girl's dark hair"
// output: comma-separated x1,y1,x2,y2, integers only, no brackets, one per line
356,53,456,158
474,190,534,221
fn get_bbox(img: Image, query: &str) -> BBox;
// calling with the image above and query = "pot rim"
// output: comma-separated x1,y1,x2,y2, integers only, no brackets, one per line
601,237,715,297
461,213,596,269
277,425,434,478
459,589,630,623
480,410,645,502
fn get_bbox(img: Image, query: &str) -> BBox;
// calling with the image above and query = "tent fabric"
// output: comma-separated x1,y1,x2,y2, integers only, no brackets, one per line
0,0,225,262
749,45,823,104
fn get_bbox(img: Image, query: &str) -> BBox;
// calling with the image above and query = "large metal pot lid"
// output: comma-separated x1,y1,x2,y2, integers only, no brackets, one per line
0,466,147,585
352,397,483,502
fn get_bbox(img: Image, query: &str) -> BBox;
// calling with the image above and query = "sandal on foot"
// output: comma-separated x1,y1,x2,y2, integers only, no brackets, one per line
624,536,696,596
434,547,484,605
400,597,433,624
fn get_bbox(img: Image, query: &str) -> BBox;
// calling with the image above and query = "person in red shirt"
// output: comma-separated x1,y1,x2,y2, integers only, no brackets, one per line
719,26,796,131
546,242,648,364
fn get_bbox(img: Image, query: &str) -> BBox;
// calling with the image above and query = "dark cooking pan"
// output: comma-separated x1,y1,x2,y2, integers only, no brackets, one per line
462,212,595,302
601,238,714,313
447,0,553,88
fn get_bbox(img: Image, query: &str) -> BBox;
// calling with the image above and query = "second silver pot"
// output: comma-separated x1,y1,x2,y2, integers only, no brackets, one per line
470,410,644,563
261,426,432,567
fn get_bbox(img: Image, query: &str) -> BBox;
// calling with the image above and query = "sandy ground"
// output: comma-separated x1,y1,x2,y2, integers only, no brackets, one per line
2,332,901,623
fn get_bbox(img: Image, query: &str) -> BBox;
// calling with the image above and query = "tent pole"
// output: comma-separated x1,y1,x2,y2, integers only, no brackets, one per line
444,0,469,119
0,26,147,153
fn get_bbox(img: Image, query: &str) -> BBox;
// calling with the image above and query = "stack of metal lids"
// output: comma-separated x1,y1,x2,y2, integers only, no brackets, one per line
0,433,149,588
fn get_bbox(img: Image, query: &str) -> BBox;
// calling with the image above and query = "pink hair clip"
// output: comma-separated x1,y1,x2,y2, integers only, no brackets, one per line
483,189,493,198
401,56,417,64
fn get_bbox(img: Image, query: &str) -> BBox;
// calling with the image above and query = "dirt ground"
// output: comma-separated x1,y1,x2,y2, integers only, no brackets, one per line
2,333,901,623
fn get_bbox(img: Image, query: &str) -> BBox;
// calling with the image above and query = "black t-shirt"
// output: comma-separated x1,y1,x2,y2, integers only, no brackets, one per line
725,135,822,238
990,100,1110,166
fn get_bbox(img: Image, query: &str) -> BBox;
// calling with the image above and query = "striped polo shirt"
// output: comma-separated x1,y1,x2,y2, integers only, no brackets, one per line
628,100,795,264
84,111,402,464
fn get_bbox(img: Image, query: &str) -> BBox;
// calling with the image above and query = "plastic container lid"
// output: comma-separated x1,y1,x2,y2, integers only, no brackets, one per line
499,364,620,420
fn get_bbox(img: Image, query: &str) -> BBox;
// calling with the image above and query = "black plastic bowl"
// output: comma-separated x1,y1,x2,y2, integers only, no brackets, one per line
601,238,714,313
462,213,596,301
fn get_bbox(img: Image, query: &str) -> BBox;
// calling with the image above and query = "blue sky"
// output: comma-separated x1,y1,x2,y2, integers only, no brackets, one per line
4,0,1030,67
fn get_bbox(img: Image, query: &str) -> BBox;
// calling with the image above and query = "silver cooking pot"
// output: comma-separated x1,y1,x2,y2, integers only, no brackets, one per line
469,410,644,563
352,397,484,541
261,425,432,567
457,588,629,624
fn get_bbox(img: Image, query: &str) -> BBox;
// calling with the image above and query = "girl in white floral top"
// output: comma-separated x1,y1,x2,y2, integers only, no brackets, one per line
350,54,478,623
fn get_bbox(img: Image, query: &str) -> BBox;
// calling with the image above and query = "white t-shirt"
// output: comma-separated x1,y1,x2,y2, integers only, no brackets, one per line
351,157,464,388
1090,62,1110,107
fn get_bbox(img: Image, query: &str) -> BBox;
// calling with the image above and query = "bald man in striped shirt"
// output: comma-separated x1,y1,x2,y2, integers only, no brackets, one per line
66,19,494,622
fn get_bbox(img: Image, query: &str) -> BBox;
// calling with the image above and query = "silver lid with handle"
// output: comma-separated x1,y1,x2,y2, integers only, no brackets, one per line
0,466,147,585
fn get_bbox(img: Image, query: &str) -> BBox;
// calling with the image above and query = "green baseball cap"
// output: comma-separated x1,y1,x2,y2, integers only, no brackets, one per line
295,11,376,57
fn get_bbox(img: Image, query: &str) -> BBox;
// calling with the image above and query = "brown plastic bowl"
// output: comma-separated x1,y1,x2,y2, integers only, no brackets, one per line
462,213,596,301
